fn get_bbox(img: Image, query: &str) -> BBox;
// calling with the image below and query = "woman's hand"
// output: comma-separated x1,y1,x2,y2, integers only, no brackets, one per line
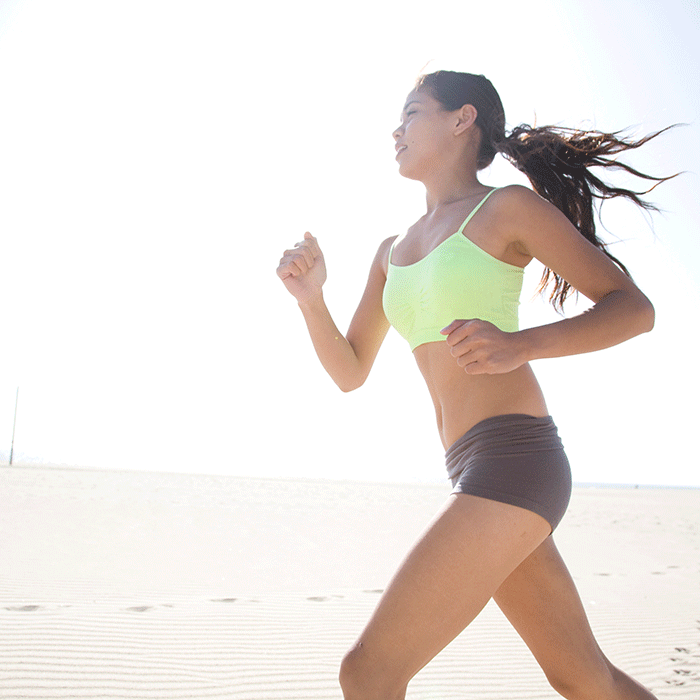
440,319,528,375
277,232,327,304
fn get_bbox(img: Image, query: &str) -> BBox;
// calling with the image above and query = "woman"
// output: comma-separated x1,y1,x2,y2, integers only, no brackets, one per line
277,71,670,700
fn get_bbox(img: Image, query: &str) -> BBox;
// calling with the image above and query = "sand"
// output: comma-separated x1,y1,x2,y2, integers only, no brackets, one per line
1,466,698,699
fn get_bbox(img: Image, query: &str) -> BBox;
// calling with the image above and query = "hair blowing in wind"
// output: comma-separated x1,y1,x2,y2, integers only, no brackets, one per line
417,71,679,309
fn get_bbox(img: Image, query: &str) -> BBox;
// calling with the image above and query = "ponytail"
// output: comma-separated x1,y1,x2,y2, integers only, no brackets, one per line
495,125,678,309
416,70,678,310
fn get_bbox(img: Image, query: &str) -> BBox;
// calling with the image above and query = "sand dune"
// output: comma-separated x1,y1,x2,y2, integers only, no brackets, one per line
1,466,698,699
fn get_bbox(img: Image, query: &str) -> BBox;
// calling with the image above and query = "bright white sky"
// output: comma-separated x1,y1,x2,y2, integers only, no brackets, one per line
0,0,698,486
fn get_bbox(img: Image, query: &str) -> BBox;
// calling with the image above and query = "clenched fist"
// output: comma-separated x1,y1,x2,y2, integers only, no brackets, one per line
277,232,327,303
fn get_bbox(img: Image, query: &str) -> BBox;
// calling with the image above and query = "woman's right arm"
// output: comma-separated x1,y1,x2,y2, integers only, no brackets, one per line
277,232,394,392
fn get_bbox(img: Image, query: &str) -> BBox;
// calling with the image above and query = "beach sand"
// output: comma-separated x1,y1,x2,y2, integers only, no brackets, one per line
1,466,698,699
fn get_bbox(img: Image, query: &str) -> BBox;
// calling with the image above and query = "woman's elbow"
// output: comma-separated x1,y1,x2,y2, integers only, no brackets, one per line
637,293,655,333
337,374,367,393
335,365,370,393
335,348,373,392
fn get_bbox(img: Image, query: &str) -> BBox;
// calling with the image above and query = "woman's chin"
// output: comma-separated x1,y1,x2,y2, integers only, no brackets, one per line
397,161,423,182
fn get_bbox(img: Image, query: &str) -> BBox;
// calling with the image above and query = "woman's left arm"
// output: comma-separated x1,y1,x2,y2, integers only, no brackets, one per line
442,185,655,374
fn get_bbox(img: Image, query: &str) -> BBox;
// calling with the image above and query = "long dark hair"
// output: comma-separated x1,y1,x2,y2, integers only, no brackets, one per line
415,71,677,309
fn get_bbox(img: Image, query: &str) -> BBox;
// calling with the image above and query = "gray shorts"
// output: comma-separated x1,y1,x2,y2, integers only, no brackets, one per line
446,414,572,532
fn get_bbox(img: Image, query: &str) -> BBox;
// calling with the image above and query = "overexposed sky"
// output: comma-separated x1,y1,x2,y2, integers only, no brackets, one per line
0,0,698,486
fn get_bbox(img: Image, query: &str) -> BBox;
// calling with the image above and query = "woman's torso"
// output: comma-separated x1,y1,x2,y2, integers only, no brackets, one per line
382,188,549,450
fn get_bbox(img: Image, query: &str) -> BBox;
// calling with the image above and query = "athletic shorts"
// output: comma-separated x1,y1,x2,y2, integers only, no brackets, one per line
446,414,572,532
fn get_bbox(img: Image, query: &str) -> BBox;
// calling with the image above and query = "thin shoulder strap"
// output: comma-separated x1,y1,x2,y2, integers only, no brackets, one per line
387,236,399,265
456,188,499,235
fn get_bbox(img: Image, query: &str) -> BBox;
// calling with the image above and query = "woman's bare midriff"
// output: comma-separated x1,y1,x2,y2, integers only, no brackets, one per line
413,341,549,450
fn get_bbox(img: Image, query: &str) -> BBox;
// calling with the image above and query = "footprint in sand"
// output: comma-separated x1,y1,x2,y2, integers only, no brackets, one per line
667,643,700,686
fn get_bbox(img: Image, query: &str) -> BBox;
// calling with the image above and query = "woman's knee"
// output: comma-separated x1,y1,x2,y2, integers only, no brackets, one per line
544,659,616,700
549,660,658,700
339,643,407,700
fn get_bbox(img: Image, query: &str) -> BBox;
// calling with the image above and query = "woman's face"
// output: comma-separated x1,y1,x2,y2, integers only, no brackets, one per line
392,89,459,181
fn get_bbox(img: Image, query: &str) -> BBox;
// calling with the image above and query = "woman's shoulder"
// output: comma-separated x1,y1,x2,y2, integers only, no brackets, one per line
491,184,544,208
489,184,562,229
485,184,579,262
375,235,399,276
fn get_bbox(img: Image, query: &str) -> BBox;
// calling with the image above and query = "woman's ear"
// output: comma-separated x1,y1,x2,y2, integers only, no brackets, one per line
454,104,478,135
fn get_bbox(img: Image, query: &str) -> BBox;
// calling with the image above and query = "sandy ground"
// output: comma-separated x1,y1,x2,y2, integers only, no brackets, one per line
1,465,698,699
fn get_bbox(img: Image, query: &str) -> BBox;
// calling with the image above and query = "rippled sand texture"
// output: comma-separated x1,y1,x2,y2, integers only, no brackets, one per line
1,467,698,699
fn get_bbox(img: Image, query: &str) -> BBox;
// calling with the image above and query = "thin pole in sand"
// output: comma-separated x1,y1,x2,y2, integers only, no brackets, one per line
9,387,19,466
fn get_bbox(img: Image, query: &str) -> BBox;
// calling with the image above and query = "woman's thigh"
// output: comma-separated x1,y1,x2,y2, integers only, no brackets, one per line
493,538,612,693
343,493,552,688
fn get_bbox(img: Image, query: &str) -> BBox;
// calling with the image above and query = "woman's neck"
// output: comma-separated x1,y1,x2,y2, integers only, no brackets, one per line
422,167,485,213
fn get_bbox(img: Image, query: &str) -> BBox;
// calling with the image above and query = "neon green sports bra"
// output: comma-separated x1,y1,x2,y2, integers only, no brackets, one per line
382,189,524,351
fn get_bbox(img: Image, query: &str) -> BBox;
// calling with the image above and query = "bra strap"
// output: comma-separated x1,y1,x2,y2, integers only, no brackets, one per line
456,188,499,235
388,236,398,265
